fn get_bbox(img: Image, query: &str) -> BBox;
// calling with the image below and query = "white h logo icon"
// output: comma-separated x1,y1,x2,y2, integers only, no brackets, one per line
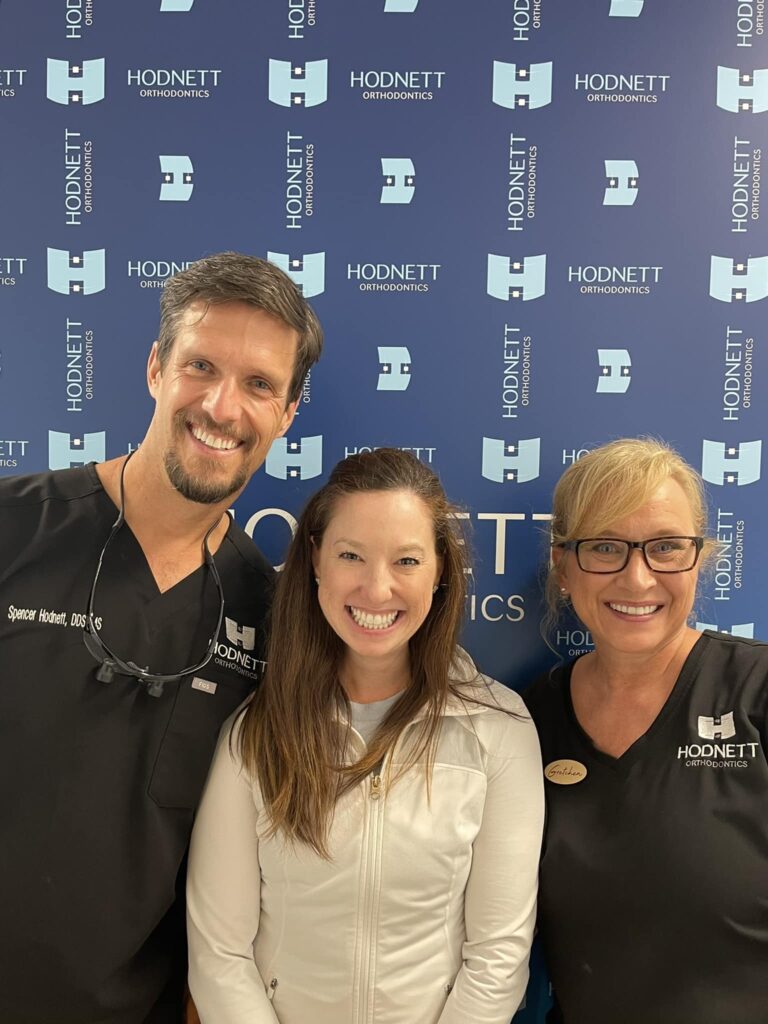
225,618,256,651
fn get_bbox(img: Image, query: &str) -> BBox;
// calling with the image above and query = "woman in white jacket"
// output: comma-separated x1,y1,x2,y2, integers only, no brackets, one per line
187,448,544,1024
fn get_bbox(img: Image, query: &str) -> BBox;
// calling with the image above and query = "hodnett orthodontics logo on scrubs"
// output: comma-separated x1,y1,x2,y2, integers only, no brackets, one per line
213,617,265,681
678,711,760,769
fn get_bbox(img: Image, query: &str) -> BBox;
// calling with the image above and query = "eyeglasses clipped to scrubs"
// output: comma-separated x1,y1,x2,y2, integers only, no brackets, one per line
82,454,225,698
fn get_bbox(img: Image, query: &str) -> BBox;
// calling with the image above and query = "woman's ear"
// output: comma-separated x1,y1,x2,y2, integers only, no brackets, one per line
551,544,569,588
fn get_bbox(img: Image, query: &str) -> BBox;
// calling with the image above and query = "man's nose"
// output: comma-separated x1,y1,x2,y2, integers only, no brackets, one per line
200,376,242,425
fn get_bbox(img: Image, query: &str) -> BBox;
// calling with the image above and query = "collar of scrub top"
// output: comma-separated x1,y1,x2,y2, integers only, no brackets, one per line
82,450,227,698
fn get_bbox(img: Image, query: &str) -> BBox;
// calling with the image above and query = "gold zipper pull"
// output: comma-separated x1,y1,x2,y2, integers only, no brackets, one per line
371,774,382,800
267,978,278,1001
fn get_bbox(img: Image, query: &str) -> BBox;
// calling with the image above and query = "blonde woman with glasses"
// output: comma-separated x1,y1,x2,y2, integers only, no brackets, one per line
525,437,768,1024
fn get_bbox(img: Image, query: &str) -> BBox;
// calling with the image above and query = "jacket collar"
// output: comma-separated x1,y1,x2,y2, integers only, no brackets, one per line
337,648,494,727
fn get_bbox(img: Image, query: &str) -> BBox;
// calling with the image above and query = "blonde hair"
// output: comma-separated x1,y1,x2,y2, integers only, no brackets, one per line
545,437,711,619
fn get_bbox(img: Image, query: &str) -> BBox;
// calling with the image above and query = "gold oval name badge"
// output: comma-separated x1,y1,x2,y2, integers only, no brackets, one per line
544,759,588,785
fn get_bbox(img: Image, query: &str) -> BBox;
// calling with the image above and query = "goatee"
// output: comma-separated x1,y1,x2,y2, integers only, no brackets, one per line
164,410,250,504
164,449,248,504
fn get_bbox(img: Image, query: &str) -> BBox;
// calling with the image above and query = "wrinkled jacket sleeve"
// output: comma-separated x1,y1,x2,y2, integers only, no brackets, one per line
437,712,544,1024
187,721,278,1024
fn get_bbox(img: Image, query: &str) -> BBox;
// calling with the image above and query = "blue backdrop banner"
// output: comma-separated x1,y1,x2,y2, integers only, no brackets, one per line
1,2,766,1019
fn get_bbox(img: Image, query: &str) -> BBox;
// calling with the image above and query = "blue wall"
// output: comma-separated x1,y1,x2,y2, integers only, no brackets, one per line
1,2,766,1017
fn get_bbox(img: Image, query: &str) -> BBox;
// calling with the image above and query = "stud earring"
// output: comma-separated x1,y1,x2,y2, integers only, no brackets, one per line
314,577,320,585
432,585,438,594
560,587,568,596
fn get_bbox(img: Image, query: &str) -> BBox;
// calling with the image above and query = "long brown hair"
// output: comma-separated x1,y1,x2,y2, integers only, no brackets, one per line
238,448,472,857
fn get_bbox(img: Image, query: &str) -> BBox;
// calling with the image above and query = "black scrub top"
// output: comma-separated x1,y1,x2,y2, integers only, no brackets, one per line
0,465,274,1024
524,632,768,1024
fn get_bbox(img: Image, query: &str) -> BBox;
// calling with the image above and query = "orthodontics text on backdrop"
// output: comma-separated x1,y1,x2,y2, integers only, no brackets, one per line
0,1,766,1019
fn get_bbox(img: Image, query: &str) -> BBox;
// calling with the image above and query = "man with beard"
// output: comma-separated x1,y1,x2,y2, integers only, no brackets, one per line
0,252,323,1024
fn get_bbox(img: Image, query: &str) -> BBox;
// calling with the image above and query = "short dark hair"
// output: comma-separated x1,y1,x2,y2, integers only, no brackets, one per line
157,251,323,404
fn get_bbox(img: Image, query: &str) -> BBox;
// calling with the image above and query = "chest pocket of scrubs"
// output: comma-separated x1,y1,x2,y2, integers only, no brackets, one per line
148,675,254,809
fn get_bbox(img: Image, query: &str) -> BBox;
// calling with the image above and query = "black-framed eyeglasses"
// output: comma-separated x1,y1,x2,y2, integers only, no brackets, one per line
82,453,225,698
556,536,704,574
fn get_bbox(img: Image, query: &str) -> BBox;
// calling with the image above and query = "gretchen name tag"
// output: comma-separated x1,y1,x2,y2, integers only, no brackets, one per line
544,759,588,785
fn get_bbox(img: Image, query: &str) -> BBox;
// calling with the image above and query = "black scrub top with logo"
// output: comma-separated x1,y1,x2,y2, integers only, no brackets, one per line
0,465,273,1024
524,632,768,1024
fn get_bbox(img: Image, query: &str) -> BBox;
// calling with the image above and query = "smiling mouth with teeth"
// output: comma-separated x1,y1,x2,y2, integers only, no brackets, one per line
608,603,660,616
347,606,400,630
189,422,241,452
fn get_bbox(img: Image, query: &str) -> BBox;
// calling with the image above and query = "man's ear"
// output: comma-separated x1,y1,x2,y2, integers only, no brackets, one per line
277,398,300,438
147,341,162,398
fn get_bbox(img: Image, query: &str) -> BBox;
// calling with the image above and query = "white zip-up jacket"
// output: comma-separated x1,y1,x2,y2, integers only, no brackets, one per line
187,669,544,1024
